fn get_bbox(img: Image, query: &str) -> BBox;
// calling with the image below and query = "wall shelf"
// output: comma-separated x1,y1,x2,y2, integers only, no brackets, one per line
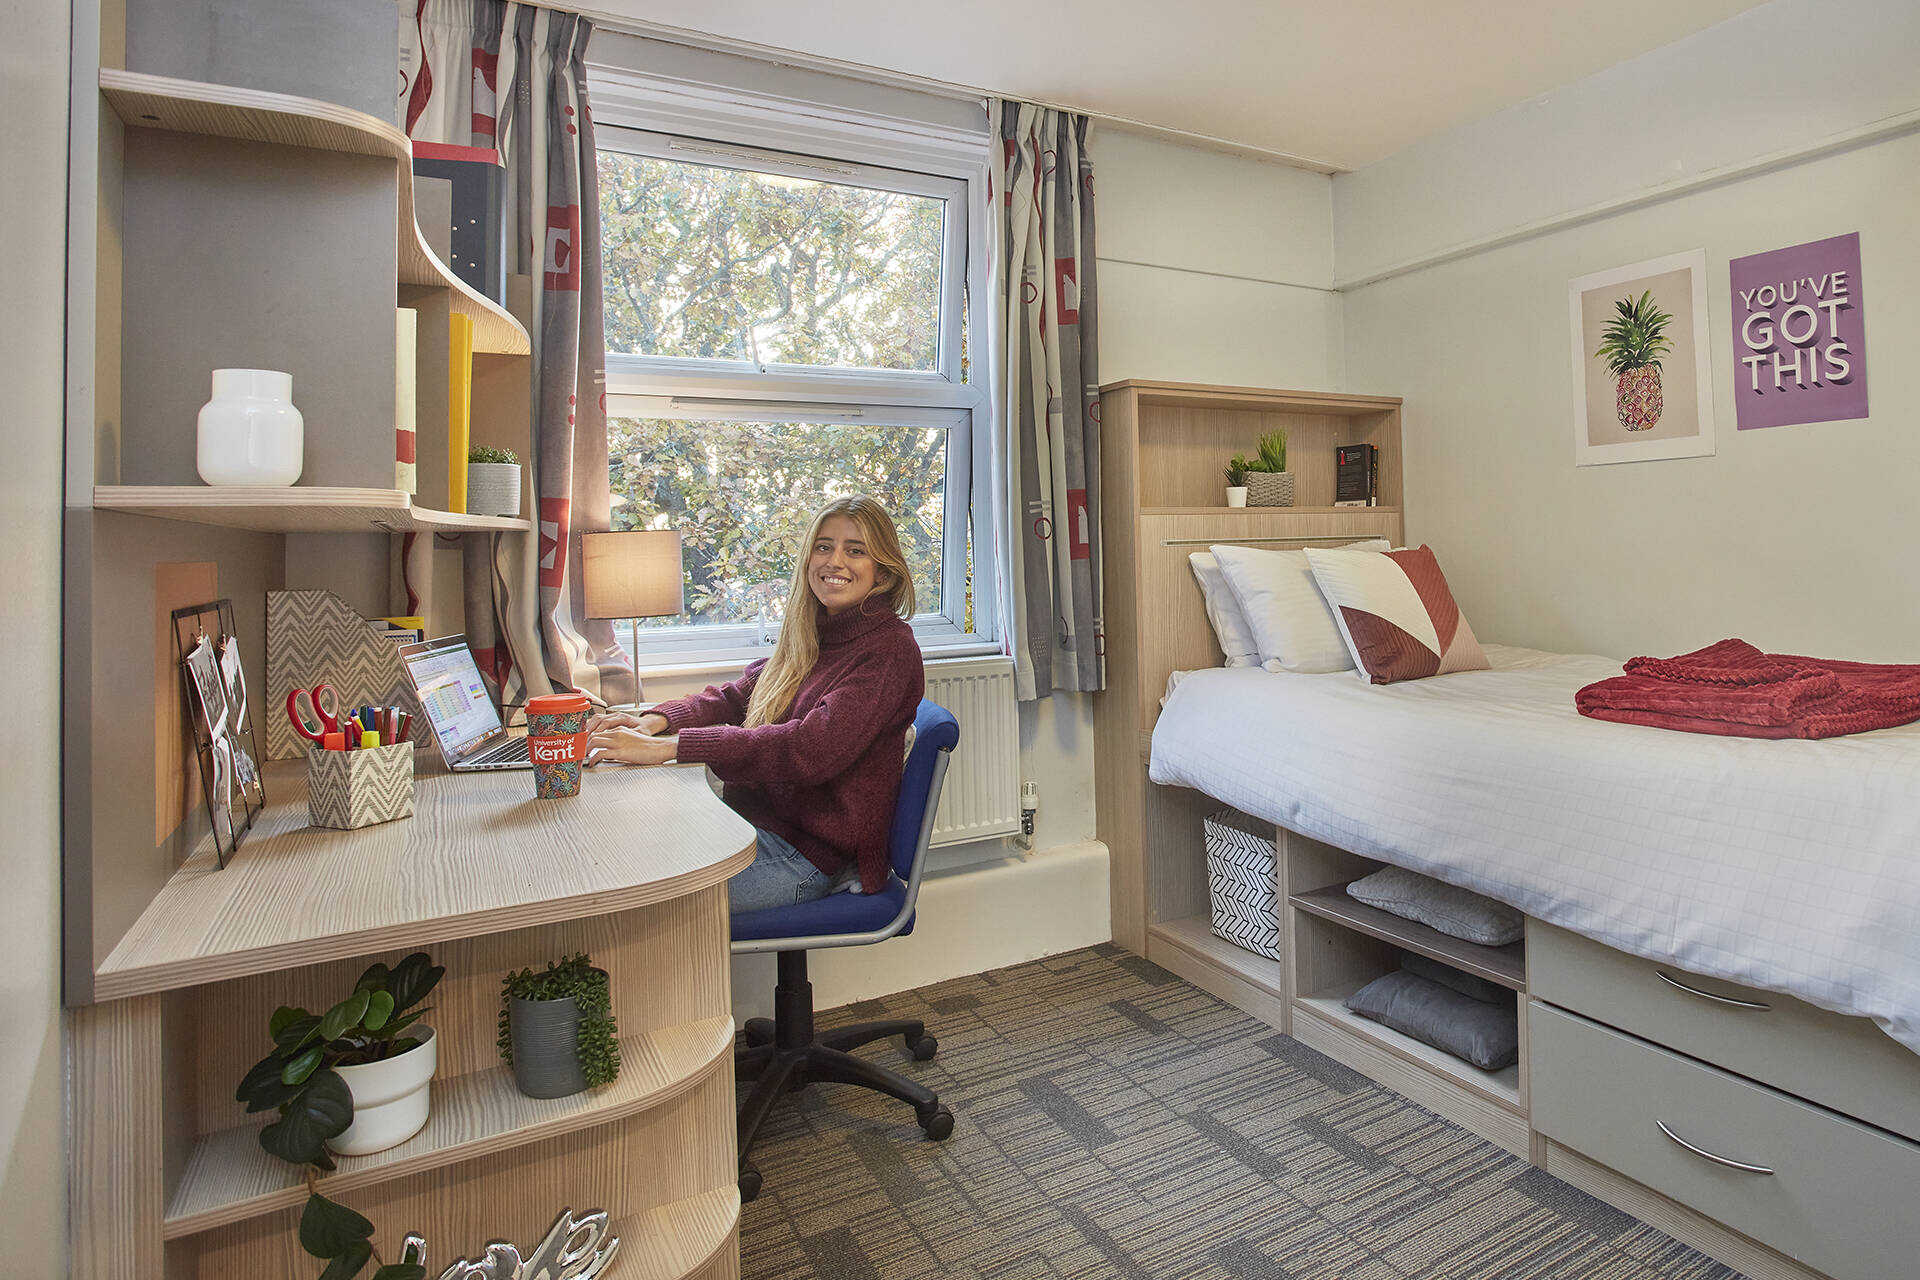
100,68,531,356
1290,885,1526,990
94,761,755,1002
1142,505,1402,517
94,485,531,533
164,1015,734,1238
616,1188,742,1280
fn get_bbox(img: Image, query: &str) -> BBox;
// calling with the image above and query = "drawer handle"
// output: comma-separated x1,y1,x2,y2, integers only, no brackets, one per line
1655,970,1771,1010
1656,1120,1775,1175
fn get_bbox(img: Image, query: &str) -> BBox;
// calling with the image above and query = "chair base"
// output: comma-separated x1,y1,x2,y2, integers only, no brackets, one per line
735,951,953,1203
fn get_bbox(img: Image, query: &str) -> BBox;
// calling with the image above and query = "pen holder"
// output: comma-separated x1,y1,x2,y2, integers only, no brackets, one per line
308,743,415,830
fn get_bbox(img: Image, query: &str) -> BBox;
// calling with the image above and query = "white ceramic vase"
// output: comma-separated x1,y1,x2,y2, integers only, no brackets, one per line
1225,485,1248,508
328,1027,436,1157
466,463,522,517
196,368,303,486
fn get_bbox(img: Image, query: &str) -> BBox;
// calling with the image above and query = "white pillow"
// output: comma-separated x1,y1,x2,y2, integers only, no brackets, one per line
1210,539,1392,673
1187,553,1261,667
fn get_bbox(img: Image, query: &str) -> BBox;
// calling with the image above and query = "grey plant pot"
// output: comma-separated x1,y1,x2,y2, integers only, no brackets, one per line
508,994,588,1099
1245,470,1296,507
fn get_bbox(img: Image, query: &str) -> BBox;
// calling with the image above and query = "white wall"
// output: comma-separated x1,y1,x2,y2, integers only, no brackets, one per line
1,0,69,1270
1339,0,1920,660
1093,127,1344,388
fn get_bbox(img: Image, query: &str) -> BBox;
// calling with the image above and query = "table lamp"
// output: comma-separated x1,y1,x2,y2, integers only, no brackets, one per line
583,529,684,704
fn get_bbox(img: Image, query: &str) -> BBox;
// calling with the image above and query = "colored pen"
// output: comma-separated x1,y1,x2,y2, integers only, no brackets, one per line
362,731,381,749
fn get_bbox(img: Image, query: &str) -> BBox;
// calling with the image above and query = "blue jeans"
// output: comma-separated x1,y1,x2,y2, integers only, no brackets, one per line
729,828,838,914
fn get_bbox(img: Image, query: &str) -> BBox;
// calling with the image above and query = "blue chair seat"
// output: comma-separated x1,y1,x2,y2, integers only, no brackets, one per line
729,877,916,943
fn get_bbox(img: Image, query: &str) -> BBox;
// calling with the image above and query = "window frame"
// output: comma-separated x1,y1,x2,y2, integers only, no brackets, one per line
589,62,998,670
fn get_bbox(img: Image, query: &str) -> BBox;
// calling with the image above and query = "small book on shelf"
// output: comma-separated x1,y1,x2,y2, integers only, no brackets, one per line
1335,443,1378,507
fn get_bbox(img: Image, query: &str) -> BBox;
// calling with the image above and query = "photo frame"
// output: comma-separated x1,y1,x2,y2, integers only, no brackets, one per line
1569,249,1716,466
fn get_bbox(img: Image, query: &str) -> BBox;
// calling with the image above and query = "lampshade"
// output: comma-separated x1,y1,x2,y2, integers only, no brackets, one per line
582,530,684,620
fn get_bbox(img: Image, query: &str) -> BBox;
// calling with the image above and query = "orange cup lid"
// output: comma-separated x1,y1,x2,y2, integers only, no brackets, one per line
525,691,590,716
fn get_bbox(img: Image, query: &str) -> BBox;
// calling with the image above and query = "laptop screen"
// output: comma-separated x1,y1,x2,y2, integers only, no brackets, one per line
402,638,504,762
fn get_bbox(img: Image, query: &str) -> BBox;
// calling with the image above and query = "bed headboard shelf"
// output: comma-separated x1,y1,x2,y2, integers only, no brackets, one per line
1094,379,1406,955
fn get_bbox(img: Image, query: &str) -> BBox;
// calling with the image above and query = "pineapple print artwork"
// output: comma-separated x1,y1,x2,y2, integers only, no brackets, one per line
1596,290,1675,431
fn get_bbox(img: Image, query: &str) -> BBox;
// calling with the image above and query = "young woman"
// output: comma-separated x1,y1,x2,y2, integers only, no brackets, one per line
585,495,926,913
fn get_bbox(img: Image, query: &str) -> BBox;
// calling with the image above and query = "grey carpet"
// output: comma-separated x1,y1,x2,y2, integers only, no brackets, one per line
736,944,1746,1280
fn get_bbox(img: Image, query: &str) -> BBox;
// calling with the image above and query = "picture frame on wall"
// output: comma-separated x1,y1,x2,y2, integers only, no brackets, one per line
1568,249,1716,466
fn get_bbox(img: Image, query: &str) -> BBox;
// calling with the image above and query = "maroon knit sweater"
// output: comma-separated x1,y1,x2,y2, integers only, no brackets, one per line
653,603,925,893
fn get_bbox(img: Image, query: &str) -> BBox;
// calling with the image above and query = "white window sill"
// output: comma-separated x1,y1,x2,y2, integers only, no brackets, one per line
628,640,1005,685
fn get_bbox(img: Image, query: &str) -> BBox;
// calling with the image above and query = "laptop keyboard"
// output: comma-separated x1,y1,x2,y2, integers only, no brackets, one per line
466,736,530,768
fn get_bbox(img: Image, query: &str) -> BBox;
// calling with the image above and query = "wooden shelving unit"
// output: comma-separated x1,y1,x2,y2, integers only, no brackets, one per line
165,1016,734,1237
1141,505,1403,517
1290,885,1526,990
100,68,530,356
1296,977,1522,1111
94,485,531,533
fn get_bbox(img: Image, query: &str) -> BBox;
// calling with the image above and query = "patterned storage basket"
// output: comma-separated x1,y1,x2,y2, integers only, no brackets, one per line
1244,470,1295,507
308,743,415,830
1205,808,1281,959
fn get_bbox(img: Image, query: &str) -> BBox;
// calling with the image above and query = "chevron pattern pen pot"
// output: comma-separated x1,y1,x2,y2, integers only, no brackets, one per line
308,742,415,830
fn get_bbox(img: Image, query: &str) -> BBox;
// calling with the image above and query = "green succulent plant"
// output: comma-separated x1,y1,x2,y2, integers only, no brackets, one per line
499,953,621,1088
1224,456,1250,487
235,951,444,1280
468,445,520,465
1247,430,1288,473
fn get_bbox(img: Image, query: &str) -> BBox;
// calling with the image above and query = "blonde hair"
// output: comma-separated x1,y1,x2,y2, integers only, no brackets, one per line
744,496,916,728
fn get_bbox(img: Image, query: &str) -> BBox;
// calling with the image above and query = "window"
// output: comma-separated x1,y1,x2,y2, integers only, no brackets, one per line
596,109,992,667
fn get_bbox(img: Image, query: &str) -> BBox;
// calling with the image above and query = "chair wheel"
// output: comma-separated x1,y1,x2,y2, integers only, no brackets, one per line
907,1033,938,1062
743,1018,774,1047
739,1166,763,1203
917,1103,954,1141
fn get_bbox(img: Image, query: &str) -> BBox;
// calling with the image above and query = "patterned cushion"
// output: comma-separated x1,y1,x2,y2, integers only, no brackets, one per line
1304,544,1489,684
1187,553,1262,667
1210,540,1392,673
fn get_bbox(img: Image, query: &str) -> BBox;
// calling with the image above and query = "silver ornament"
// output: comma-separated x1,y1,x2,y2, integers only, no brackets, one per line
403,1207,622,1280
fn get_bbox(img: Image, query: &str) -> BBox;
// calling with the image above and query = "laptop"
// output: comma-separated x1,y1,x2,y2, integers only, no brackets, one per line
398,635,532,771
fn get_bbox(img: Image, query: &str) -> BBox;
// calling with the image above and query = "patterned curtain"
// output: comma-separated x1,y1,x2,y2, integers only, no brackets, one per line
400,1,634,708
992,102,1105,700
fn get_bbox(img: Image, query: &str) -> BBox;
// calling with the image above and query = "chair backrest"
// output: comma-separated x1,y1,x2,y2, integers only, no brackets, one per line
889,699,959,882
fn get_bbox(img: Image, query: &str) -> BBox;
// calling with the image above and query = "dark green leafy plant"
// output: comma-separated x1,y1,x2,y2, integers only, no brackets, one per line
236,951,444,1280
468,445,520,465
499,953,621,1088
1247,430,1288,474
1224,456,1249,487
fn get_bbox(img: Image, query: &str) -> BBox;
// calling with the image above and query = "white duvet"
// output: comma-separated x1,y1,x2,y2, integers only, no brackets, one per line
1149,645,1920,1054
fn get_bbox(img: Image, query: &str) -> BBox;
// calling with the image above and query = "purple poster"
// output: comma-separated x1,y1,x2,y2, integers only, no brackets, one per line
1730,232,1867,430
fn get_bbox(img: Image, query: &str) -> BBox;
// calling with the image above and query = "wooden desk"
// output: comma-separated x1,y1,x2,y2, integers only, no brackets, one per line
72,757,754,1280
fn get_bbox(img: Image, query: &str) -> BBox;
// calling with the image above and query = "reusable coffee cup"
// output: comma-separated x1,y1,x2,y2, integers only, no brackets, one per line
525,691,590,799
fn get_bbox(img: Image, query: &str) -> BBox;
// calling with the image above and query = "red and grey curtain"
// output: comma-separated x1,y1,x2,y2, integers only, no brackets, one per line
401,1,633,708
992,102,1104,699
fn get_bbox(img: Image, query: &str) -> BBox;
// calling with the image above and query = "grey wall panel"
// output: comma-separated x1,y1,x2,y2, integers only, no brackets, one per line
119,131,396,488
125,0,399,125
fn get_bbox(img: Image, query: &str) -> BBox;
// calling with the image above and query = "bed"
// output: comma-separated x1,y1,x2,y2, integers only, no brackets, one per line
1149,644,1920,1055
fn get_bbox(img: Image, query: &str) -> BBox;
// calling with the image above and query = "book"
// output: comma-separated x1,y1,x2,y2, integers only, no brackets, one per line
447,312,474,513
1335,443,1378,507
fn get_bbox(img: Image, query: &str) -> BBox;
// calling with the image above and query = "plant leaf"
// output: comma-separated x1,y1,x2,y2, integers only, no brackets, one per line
299,1191,374,1259
237,1052,294,1109
270,1005,312,1040
386,953,445,1014
275,1013,323,1052
258,1068,353,1165
280,1043,326,1087
371,1266,425,1280
383,1008,428,1038
320,989,373,1043
354,961,390,993
318,1241,374,1280
362,989,396,1032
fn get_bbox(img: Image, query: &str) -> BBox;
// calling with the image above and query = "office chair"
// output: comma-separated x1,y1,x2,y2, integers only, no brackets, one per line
729,698,960,1202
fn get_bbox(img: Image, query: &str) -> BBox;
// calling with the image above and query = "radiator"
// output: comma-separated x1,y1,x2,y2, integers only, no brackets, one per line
924,657,1022,846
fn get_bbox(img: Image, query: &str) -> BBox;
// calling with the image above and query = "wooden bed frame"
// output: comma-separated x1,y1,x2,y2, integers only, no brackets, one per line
1089,379,1900,1280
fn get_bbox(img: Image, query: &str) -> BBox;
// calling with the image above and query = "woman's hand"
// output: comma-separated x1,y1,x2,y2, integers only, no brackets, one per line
585,727,678,767
585,710,669,736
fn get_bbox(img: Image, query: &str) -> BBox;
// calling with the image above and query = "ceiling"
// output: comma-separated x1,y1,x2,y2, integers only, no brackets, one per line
589,0,1768,171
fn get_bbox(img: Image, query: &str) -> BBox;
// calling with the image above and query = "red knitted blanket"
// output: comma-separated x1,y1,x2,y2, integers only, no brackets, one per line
1576,638,1920,739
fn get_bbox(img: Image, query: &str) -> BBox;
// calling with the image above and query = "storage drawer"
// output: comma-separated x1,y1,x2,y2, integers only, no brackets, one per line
1530,921,1920,1142
1530,1003,1920,1280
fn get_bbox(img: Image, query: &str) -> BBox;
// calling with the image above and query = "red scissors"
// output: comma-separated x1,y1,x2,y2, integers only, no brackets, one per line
285,683,343,745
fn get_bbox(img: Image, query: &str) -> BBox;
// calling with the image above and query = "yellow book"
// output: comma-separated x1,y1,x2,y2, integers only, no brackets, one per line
447,312,475,513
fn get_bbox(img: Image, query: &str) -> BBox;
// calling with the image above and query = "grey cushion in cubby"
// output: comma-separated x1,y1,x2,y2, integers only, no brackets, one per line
1344,970,1519,1071
1347,865,1524,946
1401,952,1515,1007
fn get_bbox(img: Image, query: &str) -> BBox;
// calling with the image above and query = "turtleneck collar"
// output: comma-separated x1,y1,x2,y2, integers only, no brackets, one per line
817,598,901,647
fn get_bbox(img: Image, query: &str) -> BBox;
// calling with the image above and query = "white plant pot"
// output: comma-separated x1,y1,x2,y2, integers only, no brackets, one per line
328,1027,436,1157
1225,486,1248,508
196,368,303,486
466,463,522,517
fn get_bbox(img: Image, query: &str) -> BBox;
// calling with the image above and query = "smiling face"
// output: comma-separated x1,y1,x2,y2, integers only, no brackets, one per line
808,513,883,615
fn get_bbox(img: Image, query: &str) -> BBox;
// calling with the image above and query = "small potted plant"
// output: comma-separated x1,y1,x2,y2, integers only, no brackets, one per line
1224,456,1250,508
1243,430,1294,507
466,445,522,518
499,953,620,1099
235,951,444,1279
